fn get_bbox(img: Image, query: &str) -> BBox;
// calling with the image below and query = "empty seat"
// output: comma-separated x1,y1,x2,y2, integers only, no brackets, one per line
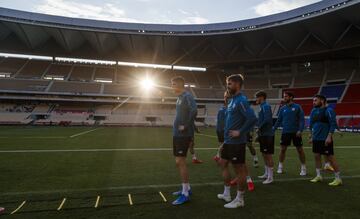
342,84,360,102
283,87,319,98
320,85,346,99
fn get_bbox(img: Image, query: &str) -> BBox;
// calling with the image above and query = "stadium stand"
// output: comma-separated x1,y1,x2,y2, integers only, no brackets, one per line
0,79,49,91
49,81,101,94
16,60,51,79
0,58,27,76
326,60,357,82
342,83,360,103
45,63,72,79
294,62,324,87
94,67,115,82
283,87,319,98
69,65,94,82
320,85,346,99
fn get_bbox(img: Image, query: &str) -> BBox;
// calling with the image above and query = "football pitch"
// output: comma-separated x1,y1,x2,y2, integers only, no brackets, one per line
0,126,359,219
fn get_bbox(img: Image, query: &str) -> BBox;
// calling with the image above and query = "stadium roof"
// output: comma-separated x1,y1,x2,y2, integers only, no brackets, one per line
0,0,360,66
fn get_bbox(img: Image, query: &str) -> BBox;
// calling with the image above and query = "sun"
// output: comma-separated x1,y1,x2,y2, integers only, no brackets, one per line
140,78,155,90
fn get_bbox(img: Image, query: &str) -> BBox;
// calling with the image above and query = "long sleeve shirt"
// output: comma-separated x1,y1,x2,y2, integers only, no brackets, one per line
216,106,226,133
273,103,305,134
257,102,274,136
173,91,197,137
224,93,257,144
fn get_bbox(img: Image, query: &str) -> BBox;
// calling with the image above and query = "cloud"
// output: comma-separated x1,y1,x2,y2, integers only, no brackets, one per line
178,10,209,24
35,0,142,23
181,16,209,24
34,0,209,24
254,0,320,16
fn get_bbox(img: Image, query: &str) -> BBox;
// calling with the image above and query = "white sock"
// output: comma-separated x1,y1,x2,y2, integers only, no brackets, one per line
246,176,252,183
335,172,341,180
192,154,197,160
267,167,274,179
316,168,321,177
182,183,189,196
236,191,245,200
278,162,283,169
324,162,330,168
264,165,268,176
223,185,231,196
301,164,306,170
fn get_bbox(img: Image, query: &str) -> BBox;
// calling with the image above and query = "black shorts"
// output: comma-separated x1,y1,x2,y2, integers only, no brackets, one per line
220,143,246,164
216,131,224,143
312,140,334,155
259,136,275,154
280,133,303,147
173,136,192,157
247,133,253,143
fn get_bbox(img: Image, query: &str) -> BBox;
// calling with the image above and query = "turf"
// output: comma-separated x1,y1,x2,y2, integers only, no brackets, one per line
0,126,359,218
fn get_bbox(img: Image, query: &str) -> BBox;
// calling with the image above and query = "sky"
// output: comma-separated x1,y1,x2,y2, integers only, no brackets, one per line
0,0,321,24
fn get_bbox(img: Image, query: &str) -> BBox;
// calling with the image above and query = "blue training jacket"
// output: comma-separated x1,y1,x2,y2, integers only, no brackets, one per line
257,101,274,136
273,103,305,134
309,106,337,141
216,106,226,133
173,91,197,137
224,93,257,144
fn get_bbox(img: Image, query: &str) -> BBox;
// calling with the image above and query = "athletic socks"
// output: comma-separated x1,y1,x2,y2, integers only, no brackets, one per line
324,162,331,168
316,168,321,177
301,164,306,171
267,166,274,179
246,176,253,183
236,190,245,200
192,154,197,160
278,162,283,169
223,185,231,197
263,165,268,176
182,183,190,196
335,172,341,180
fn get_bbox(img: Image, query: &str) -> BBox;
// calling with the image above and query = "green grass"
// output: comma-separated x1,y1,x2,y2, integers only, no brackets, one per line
0,126,360,218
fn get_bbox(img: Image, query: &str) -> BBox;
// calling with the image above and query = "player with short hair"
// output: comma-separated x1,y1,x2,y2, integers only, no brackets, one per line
273,91,307,176
170,76,198,205
217,74,257,208
309,95,342,186
255,90,275,184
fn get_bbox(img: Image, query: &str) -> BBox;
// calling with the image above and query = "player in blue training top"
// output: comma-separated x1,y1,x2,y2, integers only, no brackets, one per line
255,90,275,184
217,74,257,209
308,95,342,186
273,91,307,176
170,76,197,205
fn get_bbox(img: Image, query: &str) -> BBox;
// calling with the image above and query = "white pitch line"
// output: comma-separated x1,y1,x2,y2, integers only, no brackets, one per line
0,136,67,139
196,133,218,138
0,146,360,153
2,175,360,197
0,148,215,153
69,128,103,138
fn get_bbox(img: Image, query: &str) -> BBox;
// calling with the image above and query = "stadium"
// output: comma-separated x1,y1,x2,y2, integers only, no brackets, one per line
0,0,359,218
